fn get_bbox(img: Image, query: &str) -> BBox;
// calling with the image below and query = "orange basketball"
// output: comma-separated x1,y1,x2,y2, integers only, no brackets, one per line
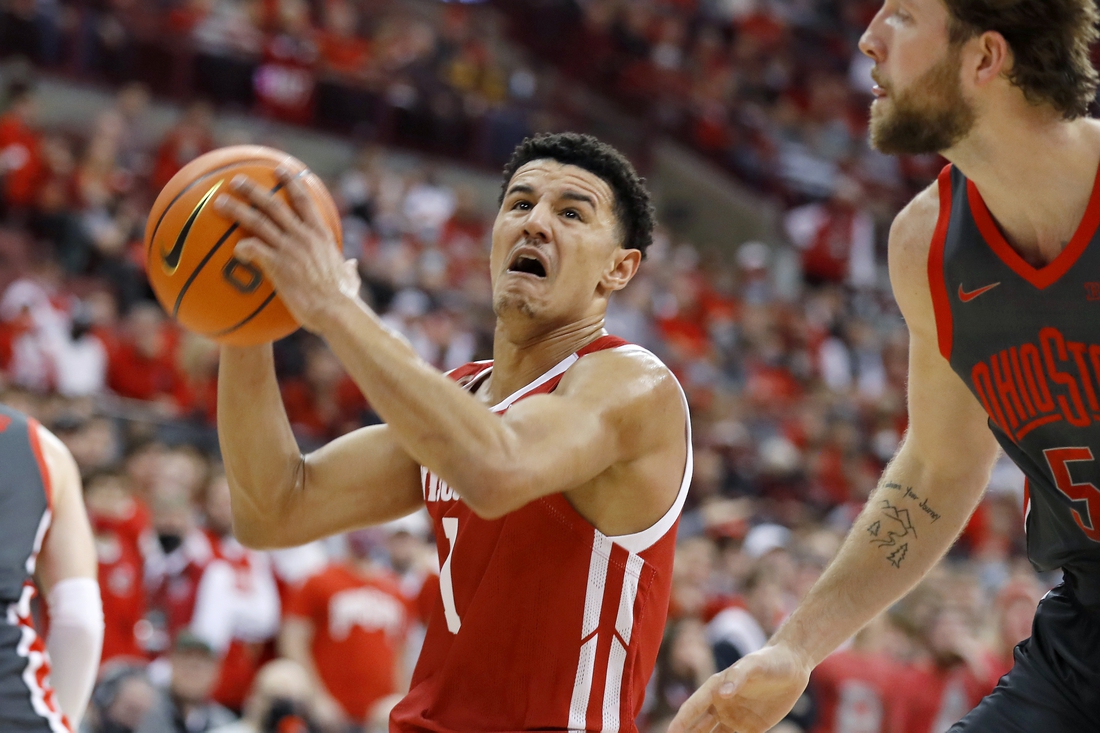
144,145,342,346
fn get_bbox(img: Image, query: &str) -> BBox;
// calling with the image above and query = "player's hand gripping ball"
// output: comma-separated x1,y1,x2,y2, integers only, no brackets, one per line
144,145,341,345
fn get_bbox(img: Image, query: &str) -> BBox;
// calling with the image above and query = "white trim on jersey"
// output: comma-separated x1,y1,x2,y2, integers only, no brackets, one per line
24,508,52,575
6,584,69,733
605,345,693,554
488,354,579,413
570,531,612,731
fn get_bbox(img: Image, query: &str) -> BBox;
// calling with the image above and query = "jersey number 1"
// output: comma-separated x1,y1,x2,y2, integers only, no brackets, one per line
1043,447,1100,542
440,517,462,633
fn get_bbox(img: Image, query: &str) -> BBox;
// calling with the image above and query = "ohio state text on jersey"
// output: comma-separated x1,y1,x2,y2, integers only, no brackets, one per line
929,164,1100,604
390,335,693,732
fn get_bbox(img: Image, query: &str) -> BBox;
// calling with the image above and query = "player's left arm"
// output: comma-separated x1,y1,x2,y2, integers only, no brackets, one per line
33,426,103,728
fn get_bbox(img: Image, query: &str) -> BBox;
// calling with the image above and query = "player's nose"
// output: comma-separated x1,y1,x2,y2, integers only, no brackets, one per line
858,10,886,61
522,200,553,242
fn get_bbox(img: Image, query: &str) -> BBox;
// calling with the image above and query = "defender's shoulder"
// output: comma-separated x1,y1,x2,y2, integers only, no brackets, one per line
889,176,945,267
889,174,952,314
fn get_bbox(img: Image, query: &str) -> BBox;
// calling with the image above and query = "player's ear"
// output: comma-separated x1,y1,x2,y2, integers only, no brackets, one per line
970,31,1011,88
601,248,641,293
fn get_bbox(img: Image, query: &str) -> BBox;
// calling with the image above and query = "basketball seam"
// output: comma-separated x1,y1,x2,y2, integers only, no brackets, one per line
170,179,289,318
207,291,280,338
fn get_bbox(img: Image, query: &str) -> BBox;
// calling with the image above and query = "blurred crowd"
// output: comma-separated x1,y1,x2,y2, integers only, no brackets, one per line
0,1,1059,730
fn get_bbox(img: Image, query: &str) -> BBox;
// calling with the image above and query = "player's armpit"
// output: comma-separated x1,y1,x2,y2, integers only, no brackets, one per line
238,424,424,549
452,347,687,530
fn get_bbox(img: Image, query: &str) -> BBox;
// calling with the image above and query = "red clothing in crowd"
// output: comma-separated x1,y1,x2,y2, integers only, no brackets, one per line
890,659,1000,733
286,564,411,721
0,111,43,208
107,338,187,406
810,650,902,733
90,502,153,664
146,530,216,641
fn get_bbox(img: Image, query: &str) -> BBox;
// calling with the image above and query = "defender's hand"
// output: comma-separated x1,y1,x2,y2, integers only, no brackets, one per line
215,168,360,335
668,643,812,733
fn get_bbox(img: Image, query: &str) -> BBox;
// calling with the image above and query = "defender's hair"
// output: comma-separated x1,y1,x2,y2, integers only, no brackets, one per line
500,132,656,258
943,0,1100,119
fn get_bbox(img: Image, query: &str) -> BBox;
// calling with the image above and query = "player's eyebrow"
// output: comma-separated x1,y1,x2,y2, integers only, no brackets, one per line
560,190,596,210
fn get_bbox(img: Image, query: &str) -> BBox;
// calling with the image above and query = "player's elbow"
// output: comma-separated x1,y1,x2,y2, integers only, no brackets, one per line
227,482,292,550
455,463,531,520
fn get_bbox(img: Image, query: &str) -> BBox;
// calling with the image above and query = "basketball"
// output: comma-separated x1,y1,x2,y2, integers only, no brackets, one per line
144,145,342,346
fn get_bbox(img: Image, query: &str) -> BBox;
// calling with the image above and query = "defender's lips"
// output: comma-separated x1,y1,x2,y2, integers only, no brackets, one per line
506,247,550,278
872,84,888,98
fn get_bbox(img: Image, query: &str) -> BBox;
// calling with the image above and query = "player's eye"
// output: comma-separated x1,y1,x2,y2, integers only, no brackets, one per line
512,200,532,211
562,208,581,221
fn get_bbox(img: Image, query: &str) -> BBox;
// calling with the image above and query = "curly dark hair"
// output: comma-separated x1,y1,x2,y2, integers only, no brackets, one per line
499,132,656,258
944,0,1100,120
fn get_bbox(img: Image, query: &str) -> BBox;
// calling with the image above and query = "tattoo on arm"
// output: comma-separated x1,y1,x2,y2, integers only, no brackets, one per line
867,482,942,569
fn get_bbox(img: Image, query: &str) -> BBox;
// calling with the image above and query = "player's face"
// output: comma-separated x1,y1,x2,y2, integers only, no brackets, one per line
491,160,632,327
860,0,976,155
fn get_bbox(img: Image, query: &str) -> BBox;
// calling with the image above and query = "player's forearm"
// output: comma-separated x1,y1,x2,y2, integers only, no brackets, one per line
217,344,303,537
770,447,986,667
315,297,523,509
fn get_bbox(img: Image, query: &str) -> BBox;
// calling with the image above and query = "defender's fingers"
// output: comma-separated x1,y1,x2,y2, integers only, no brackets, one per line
277,164,325,233
669,680,719,733
216,195,288,249
228,174,302,233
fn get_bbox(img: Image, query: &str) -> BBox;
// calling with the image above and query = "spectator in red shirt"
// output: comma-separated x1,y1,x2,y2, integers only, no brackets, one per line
84,470,153,665
107,303,187,412
281,528,412,729
809,617,903,733
0,79,44,211
890,605,1001,733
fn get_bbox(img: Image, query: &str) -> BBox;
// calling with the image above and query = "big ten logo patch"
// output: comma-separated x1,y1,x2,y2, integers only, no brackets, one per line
1086,283,1100,301
424,472,460,503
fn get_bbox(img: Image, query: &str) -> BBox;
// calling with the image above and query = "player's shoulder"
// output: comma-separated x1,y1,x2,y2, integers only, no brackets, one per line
889,176,944,268
561,341,681,406
888,175,948,323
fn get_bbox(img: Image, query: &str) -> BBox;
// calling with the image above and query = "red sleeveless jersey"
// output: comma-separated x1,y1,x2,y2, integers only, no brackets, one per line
390,335,693,733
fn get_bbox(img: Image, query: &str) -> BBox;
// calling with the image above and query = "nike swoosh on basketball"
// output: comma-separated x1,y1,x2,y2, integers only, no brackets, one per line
958,282,1001,302
161,181,222,275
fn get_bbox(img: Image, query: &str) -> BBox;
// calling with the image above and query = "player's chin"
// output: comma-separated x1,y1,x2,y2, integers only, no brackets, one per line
492,291,541,319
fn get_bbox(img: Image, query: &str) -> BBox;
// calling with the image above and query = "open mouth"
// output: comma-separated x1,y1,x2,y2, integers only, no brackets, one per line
507,253,548,278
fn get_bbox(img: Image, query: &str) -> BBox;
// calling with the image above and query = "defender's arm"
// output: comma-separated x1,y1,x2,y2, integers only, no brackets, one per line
670,183,1001,733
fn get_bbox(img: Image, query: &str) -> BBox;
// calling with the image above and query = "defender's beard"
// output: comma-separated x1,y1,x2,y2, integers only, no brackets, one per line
870,48,976,156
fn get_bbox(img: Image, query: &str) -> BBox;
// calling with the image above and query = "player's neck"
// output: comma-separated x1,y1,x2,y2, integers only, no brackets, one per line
946,115,1100,266
487,315,606,404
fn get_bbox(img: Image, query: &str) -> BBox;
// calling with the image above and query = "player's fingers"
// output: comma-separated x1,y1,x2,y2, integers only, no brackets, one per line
668,681,719,733
216,194,288,249
232,237,276,273
277,164,326,233
228,174,301,233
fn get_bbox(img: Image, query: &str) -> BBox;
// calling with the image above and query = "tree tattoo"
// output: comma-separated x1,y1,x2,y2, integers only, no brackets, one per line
886,543,909,568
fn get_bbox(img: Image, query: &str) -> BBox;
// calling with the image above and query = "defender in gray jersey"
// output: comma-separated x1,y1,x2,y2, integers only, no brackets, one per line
672,2,1100,732
0,405,103,731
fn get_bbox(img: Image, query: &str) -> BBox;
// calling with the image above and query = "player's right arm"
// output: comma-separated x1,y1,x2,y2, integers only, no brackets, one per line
218,344,423,549
670,183,1003,733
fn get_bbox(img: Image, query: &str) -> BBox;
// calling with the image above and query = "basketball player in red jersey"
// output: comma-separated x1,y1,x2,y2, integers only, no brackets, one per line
671,1,1100,732
215,132,692,731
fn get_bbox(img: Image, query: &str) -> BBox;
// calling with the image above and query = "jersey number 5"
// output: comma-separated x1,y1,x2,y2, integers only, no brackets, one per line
440,517,462,633
1043,447,1100,542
